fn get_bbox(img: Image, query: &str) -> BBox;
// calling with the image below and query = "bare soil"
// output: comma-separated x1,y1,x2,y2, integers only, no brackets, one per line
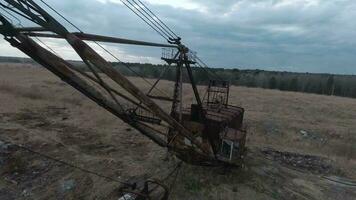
0,64,355,200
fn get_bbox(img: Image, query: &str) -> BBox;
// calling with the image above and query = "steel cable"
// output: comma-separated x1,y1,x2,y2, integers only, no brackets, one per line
39,0,83,33
38,0,171,98
121,1,221,82
194,55,223,81
0,6,16,24
1,4,141,112
120,0,170,41
126,0,173,39
136,0,179,38
130,0,176,39
121,1,221,83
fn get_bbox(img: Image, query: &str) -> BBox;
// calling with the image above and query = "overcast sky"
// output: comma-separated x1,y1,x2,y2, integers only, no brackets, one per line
1,0,356,74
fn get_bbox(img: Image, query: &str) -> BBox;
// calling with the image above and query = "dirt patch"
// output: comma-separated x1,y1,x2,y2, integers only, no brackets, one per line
261,148,337,175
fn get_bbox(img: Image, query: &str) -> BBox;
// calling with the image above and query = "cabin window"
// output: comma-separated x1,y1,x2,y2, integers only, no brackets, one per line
184,138,192,146
220,139,233,160
234,142,240,151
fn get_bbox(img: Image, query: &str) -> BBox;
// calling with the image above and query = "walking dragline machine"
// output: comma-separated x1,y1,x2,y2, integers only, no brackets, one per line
0,0,247,199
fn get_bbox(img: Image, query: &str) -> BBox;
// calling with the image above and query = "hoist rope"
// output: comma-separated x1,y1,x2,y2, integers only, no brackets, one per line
39,0,171,98
135,0,179,38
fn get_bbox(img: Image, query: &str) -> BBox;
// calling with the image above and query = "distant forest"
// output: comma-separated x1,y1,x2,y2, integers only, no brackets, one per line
1,56,356,98
113,63,356,98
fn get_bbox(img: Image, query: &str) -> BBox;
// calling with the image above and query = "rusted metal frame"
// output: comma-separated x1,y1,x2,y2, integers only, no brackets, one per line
130,110,162,125
166,131,181,147
178,57,183,123
23,32,178,48
7,0,192,147
218,105,245,115
167,52,184,146
170,52,183,116
0,12,11,25
67,37,161,125
226,82,230,105
0,2,34,22
4,0,69,35
169,145,228,166
6,28,149,111
206,106,241,115
1,2,208,154
184,56,219,156
214,108,241,115
146,95,174,102
3,30,167,147
67,65,149,112
165,58,183,145
204,112,231,121
26,30,147,112
207,102,241,111
183,54,203,109
19,0,38,11
208,113,237,122
75,32,177,48
83,59,126,111
65,33,208,154
137,122,167,136
133,61,172,112
175,52,184,122
143,52,179,104
147,53,178,95
132,122,167,146
16,26,47,32
226,104,245,112
21,32,61,38
135,122,194,152
2,0,211,156
137,122,168,140
183,53,220,156
0,15,14,36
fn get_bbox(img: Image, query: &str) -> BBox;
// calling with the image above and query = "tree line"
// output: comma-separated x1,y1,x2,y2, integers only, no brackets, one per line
112,62,356,98
1,56,356,98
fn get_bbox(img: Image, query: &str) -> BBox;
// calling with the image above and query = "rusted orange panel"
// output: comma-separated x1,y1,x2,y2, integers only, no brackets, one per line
223,128,246,141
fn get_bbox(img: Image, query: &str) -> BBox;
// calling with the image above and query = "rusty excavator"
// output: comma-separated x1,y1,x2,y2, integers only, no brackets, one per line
0,0,247,199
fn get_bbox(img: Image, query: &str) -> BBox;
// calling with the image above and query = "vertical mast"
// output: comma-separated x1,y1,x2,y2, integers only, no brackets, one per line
170,51,183,121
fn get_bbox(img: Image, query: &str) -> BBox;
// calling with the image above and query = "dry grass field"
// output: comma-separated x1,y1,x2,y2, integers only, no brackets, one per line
0,64,355,200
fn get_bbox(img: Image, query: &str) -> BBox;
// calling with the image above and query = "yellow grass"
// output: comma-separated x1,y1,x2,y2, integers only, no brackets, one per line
0,64,355,199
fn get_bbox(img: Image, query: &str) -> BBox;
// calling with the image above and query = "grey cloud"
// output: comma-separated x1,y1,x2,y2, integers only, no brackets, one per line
1,0,356,74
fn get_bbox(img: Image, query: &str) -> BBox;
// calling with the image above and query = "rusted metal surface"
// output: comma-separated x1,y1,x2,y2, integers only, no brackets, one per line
0,16,168,148
184,61,203,110
33,36,166,145
146,94,175,102
207,80,230,105
15,27,48,32
65,33,208,154
0,0,248,167
68,66,148,111
0,2,251,200
182,105,244,124
2,0,211,155
24,32,178,48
